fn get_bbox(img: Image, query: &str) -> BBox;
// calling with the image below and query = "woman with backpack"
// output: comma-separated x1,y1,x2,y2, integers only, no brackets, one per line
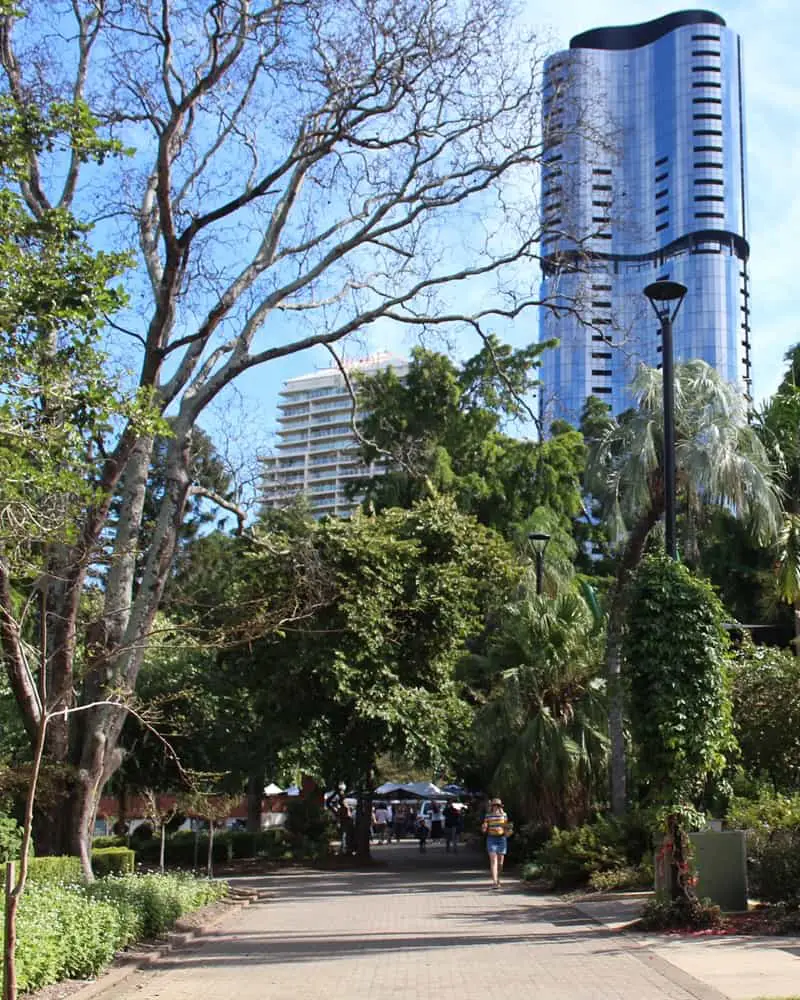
481,797,512,888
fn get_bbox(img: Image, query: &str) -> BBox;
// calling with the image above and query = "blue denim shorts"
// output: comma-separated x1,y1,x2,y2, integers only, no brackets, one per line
486,835,507,855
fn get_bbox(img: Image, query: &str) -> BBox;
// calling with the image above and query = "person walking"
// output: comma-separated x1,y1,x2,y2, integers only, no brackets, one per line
430,803,444,842
373,802,390,844
414,812,430,853
444,802,459,852
481,797,512,888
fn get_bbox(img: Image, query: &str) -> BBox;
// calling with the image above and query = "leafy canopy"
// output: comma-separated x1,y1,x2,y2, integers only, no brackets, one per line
351,339,585,538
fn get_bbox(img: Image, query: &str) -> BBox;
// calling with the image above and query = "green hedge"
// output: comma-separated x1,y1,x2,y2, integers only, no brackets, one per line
134,827,290,867
26,856,83,886
5,872,227,993
92,835,127,850
92,847,135,877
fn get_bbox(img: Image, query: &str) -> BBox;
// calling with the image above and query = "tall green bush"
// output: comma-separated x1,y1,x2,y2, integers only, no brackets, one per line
623,555,733,918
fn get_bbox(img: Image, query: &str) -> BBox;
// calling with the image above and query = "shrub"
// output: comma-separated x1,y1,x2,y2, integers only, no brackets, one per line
753,828,800,903
85,872,227,940
92,847,136,877
639,891,722,930
284,799,335,860
727,791,800,836
764,899,800,933
12,885,121,992
26,856,83,886
256,828,290,861
0,817,23,863
529,813,654,890
3,871,229,992
533,819,629,889
726,791,800,901
506,821,550,865
92,835,128,849
588,861,654,893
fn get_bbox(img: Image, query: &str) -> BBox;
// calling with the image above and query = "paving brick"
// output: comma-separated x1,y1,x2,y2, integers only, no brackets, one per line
90,845,714,1000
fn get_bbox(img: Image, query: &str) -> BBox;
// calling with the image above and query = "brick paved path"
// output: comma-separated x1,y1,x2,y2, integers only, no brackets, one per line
99,844,720,1000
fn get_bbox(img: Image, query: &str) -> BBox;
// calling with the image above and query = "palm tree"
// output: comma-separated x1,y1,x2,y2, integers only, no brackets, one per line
472,589,609,827
776,514,800,653
587,360,782,815
756,375,800,654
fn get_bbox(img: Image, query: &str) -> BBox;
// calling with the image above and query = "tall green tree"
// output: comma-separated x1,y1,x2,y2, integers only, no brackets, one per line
220,496,518,856
351,341,584,539
587,361,781,815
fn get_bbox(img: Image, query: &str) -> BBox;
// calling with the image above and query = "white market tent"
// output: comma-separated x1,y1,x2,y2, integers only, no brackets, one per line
373,781,455,799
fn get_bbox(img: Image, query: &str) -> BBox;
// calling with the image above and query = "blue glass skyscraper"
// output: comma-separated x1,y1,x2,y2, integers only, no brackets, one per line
539,10,750,429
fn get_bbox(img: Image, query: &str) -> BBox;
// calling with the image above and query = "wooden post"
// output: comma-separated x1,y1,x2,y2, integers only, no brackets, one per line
4,861,16,1000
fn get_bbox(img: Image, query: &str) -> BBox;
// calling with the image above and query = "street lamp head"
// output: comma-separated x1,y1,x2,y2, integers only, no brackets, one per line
643,279,687,303
644,279,688,322
527,531,551,555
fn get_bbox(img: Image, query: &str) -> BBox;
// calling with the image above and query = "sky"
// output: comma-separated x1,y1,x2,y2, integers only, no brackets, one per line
225,0,800,450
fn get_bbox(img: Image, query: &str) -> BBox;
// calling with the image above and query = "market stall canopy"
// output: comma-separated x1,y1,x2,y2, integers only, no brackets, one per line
373,781,455,799
264,782,283,795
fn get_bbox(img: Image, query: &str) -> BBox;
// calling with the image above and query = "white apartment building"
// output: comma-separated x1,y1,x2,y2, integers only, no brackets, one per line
260,353,408,519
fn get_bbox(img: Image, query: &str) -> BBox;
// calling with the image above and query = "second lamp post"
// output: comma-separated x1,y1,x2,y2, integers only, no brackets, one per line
528,531,551,595
643,279,687,560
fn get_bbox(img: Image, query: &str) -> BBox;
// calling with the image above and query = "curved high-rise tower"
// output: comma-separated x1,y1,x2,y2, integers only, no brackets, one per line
539,10,749,429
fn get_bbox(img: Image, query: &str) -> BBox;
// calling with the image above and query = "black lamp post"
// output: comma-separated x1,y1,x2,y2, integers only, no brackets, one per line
528,531,551,594
643,279,688,560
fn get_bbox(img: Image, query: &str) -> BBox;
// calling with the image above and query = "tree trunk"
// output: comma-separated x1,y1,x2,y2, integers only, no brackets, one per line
4,862,17,1000
159,825,166,874
57,432,193,868
246,774,263,833
114,784,128,837
607,612,626,817
207,822,215,878
794,598,800,657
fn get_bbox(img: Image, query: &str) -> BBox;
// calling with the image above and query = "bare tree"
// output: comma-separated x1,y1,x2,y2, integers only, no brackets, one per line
0,0,601,863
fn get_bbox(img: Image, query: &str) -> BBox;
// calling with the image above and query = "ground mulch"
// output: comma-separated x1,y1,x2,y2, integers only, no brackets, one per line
628,904,793,937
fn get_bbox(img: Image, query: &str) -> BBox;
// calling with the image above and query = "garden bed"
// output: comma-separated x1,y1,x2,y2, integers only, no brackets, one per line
5,872,228,994
625,901,800,937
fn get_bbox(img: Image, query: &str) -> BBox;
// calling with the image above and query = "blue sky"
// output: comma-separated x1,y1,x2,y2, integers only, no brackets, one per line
223,1,799,449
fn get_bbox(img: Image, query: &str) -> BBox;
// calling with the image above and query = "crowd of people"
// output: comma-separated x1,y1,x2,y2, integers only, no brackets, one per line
371,800,466,851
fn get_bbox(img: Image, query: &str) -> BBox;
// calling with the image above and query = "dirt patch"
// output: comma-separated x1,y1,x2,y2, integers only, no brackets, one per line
26,980,92,1000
